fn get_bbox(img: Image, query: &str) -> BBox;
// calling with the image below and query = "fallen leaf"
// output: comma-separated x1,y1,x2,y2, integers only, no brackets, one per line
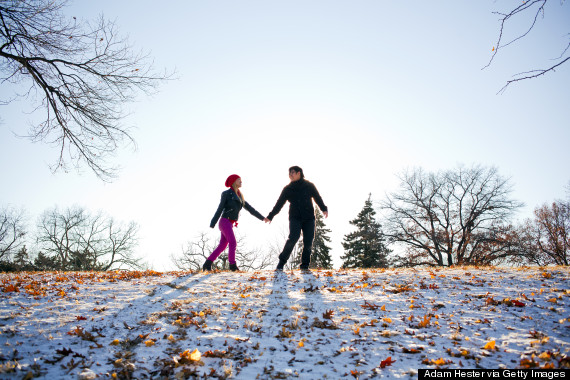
380,356,396,368
323,309,335,320
538,352,551,361
189,348,201,361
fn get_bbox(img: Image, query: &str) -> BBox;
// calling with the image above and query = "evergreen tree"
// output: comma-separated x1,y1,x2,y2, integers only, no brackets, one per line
14,246,30,270
310,209,333,269
33,252,59,271
289,209,333,269
341,194,390,268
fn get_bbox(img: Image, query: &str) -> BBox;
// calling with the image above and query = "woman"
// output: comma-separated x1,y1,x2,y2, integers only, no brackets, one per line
204,174,266,271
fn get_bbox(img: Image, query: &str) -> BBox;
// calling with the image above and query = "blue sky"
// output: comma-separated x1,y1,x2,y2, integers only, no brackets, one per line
1,1,569,270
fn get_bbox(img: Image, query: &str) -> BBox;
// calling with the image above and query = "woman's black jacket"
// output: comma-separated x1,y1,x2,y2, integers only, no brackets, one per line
210,189,265,228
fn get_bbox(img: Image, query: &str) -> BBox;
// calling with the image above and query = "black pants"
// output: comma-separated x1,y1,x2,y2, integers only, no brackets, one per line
279,218,315,268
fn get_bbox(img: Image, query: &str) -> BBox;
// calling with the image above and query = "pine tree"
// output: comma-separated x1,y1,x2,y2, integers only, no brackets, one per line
310,209,333,269
14,246,30,270
341,194,390,268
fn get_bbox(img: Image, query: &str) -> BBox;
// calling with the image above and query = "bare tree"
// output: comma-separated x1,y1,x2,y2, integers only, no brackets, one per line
381,165,523,267
171,232,274,271
79,212,140,270
36,206,141,270
519,200,569,266
36,206,85,268
0,0,171,180
484,0,569,93
0,206,27,261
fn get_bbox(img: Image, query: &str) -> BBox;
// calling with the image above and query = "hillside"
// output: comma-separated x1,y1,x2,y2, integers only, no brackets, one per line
1,267,569,379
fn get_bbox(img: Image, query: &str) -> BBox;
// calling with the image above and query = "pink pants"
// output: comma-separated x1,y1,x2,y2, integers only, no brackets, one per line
208,218,237,264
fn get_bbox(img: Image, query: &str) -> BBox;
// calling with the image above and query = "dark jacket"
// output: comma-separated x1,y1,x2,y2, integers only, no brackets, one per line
210,189,265,228
267,178,327,221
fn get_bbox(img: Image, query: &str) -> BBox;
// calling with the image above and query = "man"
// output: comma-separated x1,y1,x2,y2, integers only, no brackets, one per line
265,166,328,270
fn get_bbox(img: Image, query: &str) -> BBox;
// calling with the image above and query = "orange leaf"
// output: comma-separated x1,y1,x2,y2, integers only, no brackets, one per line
538,352,551,360
380,356,396,368
350,370,362,378
418,315,431,328
2,284,19,293
189,348,201,361
433,358,447,365
180,348,202,361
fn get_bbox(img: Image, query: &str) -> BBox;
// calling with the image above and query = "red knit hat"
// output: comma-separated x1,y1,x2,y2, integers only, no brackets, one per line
225,174,240,187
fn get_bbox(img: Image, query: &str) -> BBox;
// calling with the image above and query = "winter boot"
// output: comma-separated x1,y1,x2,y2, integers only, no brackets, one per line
202,259,213,271
276,260,286,271
229,263,239,271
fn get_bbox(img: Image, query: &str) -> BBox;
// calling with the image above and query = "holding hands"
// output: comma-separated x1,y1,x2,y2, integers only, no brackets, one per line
264,212,326,224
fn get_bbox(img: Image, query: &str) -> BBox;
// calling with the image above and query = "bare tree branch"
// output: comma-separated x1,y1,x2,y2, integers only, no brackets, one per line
483,0,568,92
484,0,548,69
0,0,172,180
497,56,570,94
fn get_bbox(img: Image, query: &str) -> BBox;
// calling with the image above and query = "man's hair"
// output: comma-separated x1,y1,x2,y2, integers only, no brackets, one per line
289,166,304,179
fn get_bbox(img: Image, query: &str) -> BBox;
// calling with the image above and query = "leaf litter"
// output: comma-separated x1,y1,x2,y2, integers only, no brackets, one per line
0,266,569,378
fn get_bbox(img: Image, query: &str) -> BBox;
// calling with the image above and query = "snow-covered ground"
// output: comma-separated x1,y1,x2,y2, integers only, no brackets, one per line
0,267,569,379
